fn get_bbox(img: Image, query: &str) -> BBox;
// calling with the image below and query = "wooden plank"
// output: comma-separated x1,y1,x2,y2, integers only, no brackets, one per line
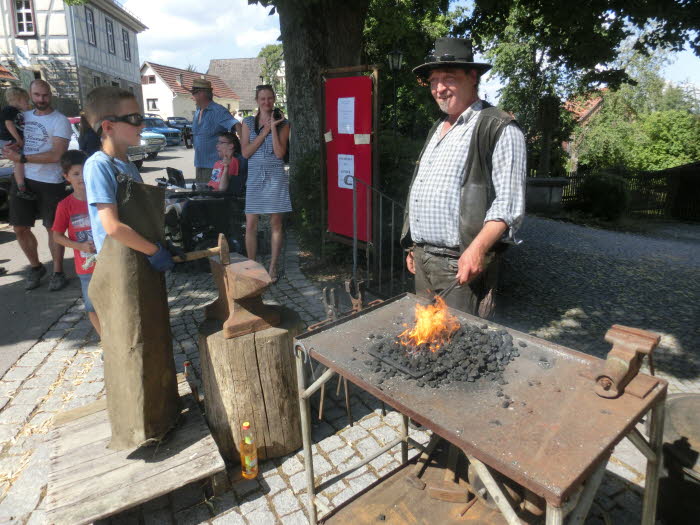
53,398,107,426
46,379,224,525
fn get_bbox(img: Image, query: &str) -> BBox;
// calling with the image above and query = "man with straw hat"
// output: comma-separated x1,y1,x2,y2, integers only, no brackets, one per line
191,77,241,183
401,37,527,317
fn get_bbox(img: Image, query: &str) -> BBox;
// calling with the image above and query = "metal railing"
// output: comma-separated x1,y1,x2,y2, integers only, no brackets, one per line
345,174,410,297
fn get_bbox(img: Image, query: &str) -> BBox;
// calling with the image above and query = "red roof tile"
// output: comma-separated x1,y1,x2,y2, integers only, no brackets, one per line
0,64,18,81
144,62,239,100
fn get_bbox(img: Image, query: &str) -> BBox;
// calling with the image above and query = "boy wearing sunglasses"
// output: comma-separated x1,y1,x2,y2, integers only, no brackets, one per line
82,87,174,270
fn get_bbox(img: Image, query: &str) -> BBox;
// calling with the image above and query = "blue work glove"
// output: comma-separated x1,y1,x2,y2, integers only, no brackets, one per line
147,242,175,272
166,241,185,259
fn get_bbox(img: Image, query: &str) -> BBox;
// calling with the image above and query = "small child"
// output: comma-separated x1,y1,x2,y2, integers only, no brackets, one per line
208,131,241,192
0,87,33,200
51,150,101,336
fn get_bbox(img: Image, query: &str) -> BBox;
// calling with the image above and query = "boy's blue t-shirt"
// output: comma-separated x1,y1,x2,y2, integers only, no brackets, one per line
84,151,143,253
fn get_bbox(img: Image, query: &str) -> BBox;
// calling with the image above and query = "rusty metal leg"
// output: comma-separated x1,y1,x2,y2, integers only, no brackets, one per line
318,382,326,421
567,458,608,524
641,397,665,525
343,377,353,427
467,456,521,525
545,503,564,525
400,414,409,464
295,349,317,525
381,401,387,417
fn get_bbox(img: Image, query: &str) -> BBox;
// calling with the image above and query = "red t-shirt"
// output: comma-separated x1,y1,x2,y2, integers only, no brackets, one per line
51,194,95,275
208,158,240,190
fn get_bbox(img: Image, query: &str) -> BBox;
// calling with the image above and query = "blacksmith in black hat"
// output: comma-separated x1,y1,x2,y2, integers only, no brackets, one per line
400,37,527,317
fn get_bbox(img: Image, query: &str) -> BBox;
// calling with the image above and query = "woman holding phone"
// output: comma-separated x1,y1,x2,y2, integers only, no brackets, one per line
241,84,291,283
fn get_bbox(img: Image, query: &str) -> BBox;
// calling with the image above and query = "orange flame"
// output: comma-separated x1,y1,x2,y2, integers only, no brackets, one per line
399,296,460,353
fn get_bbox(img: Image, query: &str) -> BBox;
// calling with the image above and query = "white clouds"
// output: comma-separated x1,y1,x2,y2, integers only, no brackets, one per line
123,0,280,71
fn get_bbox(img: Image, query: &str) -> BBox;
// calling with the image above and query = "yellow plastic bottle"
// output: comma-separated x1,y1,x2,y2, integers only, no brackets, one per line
240,421,258,479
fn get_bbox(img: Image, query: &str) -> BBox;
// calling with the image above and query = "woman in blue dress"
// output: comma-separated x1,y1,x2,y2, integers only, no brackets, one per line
241,84,291,282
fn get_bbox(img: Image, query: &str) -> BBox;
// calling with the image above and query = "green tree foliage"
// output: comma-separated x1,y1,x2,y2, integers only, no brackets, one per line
258,43,285,106
573,50,700,172
362,0,451,138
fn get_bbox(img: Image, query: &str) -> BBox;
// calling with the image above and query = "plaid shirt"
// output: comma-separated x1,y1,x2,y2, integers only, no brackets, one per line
408,100,527,247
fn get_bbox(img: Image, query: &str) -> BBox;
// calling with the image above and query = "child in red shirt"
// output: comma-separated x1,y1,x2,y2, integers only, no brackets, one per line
208,131,241,192
52,150,101,336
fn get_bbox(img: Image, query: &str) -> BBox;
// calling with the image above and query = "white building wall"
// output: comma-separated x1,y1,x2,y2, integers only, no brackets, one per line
140,63,174,119
172,95,196,120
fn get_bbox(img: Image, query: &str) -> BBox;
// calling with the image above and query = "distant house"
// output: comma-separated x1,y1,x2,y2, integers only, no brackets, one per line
0,0,147,114
0,64,18,87
140,62,240,121
563,90,606,169
207,57,280,114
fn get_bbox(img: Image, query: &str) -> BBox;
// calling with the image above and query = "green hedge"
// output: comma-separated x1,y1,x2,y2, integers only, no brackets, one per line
572,171,630,221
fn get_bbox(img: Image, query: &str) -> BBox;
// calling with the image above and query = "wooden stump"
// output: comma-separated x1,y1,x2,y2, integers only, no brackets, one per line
198,306,303,463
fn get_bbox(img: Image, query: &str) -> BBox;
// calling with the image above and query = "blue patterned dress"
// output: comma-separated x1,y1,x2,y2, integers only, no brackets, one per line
243,116,292,214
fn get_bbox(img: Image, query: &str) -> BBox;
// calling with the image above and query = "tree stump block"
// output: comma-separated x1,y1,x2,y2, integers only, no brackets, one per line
198,306,303,463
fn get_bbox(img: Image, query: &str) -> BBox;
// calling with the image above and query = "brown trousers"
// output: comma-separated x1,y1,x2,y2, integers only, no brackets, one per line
413,245,500,318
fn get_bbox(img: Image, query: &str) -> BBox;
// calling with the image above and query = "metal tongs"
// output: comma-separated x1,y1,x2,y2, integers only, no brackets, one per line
433,279,461,303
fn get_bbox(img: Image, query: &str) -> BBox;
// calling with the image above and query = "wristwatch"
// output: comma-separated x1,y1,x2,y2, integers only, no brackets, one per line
19,153,27,164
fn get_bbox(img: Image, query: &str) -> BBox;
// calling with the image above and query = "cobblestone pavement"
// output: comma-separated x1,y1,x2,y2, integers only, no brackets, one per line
0,221,698,524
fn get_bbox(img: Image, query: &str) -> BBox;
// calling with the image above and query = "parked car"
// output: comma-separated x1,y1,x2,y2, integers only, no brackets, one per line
67,117,165,169
166,117,193,148
142,117,181,147
0,161,12,214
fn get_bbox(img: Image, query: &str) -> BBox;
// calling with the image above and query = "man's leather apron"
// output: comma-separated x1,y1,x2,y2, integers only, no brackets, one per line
88,173,180,450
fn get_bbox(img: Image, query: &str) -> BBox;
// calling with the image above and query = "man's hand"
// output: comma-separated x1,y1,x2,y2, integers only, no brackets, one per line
406,251,416,275
456,244,485,284
2,144,20,162
81,241,96,254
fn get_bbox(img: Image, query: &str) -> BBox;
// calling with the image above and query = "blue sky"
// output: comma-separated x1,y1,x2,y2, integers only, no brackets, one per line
125,0,700,99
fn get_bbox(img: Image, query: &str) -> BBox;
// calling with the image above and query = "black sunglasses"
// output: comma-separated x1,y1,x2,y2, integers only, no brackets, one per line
104,113,145,126
255,84,273,92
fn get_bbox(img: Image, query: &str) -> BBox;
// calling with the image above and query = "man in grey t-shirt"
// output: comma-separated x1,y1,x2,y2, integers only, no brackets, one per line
3,80,71,290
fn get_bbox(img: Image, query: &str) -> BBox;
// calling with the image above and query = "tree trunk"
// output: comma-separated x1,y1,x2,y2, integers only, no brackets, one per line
198,307,303,463
277,0,371,163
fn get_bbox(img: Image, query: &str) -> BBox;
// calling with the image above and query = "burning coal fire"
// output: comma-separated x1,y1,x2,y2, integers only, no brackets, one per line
398,296,460,354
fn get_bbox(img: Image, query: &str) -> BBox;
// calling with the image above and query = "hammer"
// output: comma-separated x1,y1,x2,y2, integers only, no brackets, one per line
172,234,230,264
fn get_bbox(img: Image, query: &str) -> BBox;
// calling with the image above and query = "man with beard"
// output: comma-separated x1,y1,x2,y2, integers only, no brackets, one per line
3,79,72,290
401,38,527,317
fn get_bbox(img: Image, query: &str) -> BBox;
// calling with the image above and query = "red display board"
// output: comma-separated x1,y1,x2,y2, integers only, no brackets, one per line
324,76,373,242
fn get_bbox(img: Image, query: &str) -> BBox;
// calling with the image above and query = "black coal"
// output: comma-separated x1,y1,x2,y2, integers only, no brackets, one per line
364,320,522,392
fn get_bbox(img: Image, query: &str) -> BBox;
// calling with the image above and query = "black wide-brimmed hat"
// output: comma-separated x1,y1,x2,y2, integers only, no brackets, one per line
413,37,492,79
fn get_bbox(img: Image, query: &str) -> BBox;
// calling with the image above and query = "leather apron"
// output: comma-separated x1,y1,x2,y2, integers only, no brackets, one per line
88,166,180,449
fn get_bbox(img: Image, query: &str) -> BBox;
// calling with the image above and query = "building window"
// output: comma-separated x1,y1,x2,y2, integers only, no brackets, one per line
33,70,41,79
85,7,96,46
128,86,134,94
148,76,156,84
13,0,36,37
112,81,119,87
146,99,159,111
105,18,116,54
122,29,131,62
93,76,101,87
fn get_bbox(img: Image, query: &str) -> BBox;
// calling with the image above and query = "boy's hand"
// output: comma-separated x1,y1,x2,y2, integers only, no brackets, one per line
147,242,175,272
81,241,96,253
16,139,24,148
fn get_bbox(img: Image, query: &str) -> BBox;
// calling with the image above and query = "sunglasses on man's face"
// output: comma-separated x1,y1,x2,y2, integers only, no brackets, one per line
104,113,145,127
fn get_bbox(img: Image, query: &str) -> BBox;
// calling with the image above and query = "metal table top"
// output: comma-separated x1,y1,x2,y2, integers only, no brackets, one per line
294,293,667,506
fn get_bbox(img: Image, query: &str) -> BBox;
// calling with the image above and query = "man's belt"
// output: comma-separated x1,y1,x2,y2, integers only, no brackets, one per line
415,243,461,258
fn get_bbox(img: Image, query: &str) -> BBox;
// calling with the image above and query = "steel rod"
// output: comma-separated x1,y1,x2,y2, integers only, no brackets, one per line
343,377,353,427
318,382,326,421
627,427,656,462
301,368,336,400
567,458,608,524
467,456,522,525
390,202,395,296
641,398,666,525
400,414,409,464
352,175,358,286
378,197,383,294
295,349,317,525
315,437,404,493
366,184,371,285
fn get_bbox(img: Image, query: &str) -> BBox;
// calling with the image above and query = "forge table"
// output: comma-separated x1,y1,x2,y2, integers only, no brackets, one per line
293,294,667,525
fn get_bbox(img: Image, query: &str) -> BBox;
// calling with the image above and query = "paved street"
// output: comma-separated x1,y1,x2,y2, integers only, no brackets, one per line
0,145,698,524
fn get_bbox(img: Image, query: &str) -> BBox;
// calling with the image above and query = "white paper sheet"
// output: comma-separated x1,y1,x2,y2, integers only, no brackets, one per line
337,97,355,134
338,154,354,189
